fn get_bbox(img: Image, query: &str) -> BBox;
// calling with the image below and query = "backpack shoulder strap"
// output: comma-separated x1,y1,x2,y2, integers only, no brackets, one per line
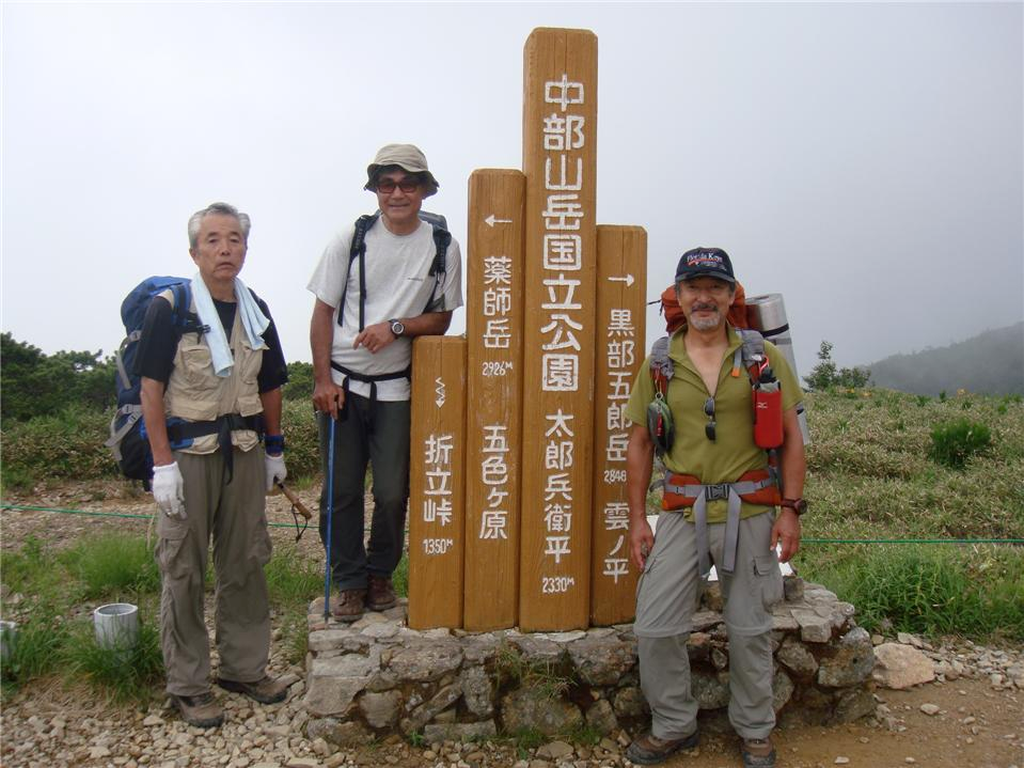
650,335,673,397
338,213,381,331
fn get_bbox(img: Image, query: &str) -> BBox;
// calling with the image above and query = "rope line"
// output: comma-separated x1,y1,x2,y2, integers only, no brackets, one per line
2,504,1022,544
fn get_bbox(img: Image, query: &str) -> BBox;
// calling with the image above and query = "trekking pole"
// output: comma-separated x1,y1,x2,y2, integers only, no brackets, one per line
323,413,336,622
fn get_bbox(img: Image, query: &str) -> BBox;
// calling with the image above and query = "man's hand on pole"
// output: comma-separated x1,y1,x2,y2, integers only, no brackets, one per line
312,381,345,419
265,452,287,493
152,462,186,520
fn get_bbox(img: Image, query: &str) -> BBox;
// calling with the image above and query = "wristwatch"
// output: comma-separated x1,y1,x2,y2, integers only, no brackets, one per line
389,319,405,337
780,498,808,516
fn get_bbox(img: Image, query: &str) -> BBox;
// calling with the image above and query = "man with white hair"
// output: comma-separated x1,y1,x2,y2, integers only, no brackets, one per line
308,144,463,622
137,202,291,728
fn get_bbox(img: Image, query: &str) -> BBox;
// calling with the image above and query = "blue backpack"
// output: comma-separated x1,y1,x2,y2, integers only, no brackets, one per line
105,277,203,483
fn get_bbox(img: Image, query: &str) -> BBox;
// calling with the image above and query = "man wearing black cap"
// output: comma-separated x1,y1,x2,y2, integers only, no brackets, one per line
307,144,463,622
622,248,806,767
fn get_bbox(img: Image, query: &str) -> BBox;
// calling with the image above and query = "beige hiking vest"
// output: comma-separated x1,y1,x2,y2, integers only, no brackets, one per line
163,291,263,454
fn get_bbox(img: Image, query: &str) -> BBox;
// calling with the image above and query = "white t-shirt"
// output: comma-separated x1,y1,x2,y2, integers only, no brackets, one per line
307,217,463,401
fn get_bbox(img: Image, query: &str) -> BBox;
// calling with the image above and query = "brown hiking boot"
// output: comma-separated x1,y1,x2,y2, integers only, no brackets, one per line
171,691,223,728
625,730,699,765
217,675,290,704
741,737,776,768
331,588,366,622
367,574,397,611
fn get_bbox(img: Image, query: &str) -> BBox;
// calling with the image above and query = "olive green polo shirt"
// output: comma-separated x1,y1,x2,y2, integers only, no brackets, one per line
625,325,803,523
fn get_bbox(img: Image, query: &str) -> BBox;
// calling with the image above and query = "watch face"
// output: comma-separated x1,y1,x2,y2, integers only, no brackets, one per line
391,320,405,336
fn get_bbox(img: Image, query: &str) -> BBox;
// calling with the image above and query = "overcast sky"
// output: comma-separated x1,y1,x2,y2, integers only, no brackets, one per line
2,1,1021,379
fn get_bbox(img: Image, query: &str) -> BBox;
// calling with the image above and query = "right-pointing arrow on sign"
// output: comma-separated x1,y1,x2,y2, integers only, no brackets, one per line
607,274,635,287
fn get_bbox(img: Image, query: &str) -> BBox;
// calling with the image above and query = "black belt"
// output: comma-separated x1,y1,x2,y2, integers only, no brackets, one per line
167,413,263,484
329,362,410,430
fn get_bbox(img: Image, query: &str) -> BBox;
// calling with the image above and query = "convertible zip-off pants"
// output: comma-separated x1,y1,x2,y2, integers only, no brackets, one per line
156,447,273,697
633,510,784,741
318,393,411,591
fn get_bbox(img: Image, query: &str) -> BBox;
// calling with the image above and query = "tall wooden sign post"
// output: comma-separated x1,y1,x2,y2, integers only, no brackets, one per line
590,225,647,626
408,337,467,630
518,28,599,632
464,169,526,631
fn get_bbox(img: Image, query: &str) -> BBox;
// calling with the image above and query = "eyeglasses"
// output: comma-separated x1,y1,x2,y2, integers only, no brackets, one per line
703,396,716,442
376,177,421,194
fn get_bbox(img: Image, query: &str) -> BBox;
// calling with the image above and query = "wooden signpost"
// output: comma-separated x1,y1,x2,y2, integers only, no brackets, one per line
518,28,599,632
407,336,467,630
464,169,526,631
590,225,647,626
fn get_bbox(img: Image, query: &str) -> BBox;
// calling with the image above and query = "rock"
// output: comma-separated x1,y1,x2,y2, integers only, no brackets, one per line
701,581,724,611
777,636,819,679
401,683,462,734
691,670,730,710
783,576,805,602
818,627,874,687
566,637,635,686
359,690,402,729
919,703,940,715
612,686,649,720
304,651,381,716
142,715,165,727
833,688,876,723
459,665,494,717
422,721,497,742
872,643,936,690
537,741,575,760
584,699,618,735
792,610,832,643
772,668,794,713
500,687,583,736
386,641,464,682
306,717,372,748
835,757,850,765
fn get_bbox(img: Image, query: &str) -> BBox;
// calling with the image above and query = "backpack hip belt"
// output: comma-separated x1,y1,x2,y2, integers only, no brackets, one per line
662,467,780,578
164,413,263,484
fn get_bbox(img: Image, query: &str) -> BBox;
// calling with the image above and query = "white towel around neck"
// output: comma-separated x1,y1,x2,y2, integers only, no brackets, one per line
191,273,270,377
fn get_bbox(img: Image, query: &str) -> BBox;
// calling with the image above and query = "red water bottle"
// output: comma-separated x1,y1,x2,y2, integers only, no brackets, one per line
752,367,784,448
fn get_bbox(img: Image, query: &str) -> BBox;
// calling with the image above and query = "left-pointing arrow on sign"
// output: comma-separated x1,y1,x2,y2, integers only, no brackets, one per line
485,214,513,227
607,274,635,287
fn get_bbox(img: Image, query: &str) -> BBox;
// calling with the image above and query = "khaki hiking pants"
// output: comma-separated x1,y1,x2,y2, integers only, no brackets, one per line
156,447,273,697
634,510,783,742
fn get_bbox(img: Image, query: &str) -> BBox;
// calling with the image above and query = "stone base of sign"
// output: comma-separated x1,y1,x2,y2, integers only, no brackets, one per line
302,577,876,748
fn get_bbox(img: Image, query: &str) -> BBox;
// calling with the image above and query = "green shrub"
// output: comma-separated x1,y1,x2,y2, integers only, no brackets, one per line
61,533,160,598
1,608,72,689
63,614,163,703
802,545,1023,640
281,399,321,480
265,544,323,608
0,405,115,487
929,419,992,469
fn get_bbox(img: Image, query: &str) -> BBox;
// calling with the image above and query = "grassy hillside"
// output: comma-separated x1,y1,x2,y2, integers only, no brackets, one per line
866,322,1024,396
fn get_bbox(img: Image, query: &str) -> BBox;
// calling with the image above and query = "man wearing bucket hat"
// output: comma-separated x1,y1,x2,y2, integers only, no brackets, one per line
137,202,292,728
623,248,806,767
308,143,463,622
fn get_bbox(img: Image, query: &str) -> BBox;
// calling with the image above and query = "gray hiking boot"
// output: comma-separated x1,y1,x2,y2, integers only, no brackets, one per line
171,691,223,728
741,737,776,767
217,675,290,704
624,730,699,765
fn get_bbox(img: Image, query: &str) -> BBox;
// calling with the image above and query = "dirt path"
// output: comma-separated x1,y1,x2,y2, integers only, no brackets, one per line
1,484,1022,768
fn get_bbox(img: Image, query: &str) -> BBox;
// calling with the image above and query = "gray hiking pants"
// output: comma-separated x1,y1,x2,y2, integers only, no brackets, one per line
318,394,411,591
156,447,273,697
634,510,783,741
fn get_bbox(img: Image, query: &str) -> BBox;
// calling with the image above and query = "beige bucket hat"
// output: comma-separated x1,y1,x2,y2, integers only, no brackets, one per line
365,143,440,197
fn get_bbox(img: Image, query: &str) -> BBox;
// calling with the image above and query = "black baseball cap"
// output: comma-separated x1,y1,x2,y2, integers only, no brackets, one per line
675,247,736,284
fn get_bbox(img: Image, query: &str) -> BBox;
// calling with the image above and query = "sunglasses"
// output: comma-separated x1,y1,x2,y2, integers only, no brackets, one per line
703,396,716,442
376,177,421,194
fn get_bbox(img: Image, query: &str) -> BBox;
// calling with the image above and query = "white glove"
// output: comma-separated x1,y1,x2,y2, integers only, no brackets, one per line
152,462,186,520
265,452,287,493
